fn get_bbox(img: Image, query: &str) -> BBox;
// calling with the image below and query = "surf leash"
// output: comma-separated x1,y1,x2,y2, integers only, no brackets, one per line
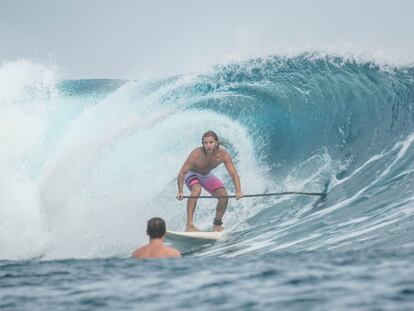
183,191,327,199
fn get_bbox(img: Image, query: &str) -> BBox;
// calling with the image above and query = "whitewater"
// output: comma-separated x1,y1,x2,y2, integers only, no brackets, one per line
1,53,414,310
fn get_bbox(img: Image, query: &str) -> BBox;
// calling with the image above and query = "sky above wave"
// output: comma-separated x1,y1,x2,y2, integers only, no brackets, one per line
1,0,413,79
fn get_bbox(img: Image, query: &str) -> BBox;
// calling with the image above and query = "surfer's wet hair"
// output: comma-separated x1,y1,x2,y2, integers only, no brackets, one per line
147,217,166,239
201,130,221,153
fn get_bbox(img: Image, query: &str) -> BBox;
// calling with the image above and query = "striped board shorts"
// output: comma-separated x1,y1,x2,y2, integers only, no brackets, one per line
184,170,224,194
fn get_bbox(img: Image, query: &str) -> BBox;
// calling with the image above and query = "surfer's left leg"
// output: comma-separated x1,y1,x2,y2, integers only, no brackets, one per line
212,187,228,232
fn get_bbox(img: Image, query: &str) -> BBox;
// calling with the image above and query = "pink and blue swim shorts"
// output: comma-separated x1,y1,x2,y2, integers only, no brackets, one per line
184,170,224,194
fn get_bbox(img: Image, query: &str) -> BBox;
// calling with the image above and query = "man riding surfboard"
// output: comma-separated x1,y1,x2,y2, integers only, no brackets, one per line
177,130,243,232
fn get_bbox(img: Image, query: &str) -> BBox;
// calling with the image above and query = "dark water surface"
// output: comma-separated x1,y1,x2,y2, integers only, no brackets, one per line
1,248,413,311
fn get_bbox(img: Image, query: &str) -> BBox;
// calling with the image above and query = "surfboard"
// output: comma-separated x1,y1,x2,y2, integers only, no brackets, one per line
166,230,224,241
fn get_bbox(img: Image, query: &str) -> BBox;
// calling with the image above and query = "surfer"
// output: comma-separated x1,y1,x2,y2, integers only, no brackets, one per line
177,130,243,232
131,217,181,259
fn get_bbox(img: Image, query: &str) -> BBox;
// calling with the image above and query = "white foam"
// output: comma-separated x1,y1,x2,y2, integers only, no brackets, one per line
0,60,58,260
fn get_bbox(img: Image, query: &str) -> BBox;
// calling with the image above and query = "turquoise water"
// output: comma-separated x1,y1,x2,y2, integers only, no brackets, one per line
1,54,414,310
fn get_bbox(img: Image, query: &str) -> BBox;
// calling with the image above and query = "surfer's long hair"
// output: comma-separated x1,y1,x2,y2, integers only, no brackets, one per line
201,130,221,154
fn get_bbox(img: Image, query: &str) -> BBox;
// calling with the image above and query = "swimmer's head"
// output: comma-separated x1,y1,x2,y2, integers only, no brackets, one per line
146,217,166,239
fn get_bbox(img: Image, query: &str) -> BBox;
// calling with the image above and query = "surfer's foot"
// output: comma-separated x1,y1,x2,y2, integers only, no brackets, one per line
185,225,200,232
213,225,224,232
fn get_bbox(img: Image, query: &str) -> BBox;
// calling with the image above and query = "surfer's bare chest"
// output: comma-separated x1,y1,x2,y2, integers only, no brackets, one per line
192,151,223,174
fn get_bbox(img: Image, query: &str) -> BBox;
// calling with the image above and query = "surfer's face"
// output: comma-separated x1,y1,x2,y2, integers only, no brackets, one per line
203,136,218,154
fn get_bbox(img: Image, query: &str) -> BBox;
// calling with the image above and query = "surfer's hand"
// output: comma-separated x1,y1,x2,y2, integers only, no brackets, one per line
176,192,184,200
236,192,244,200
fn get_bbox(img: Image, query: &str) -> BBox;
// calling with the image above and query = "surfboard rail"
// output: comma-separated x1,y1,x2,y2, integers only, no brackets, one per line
166,230,224,241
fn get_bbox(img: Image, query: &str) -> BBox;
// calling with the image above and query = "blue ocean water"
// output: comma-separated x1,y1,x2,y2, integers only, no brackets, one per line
1,54,414,310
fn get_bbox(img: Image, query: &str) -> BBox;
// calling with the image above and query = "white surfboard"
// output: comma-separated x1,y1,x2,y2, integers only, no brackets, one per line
166,230,224,241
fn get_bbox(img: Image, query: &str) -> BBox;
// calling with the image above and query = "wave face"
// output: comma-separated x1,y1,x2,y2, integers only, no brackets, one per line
1,55,414,260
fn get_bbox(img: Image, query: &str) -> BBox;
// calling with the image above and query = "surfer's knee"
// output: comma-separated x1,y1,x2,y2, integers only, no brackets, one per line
191,184,202,196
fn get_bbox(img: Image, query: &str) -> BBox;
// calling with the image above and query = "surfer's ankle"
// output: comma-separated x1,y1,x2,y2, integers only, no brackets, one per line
213,225,224,232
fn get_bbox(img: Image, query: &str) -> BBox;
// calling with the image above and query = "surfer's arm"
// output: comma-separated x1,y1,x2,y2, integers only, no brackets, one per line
177,165,189,195
223,153,243,199
177,153,195,199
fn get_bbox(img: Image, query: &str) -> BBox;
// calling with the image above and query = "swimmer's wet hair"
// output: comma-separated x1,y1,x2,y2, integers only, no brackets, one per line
147,217,166,239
